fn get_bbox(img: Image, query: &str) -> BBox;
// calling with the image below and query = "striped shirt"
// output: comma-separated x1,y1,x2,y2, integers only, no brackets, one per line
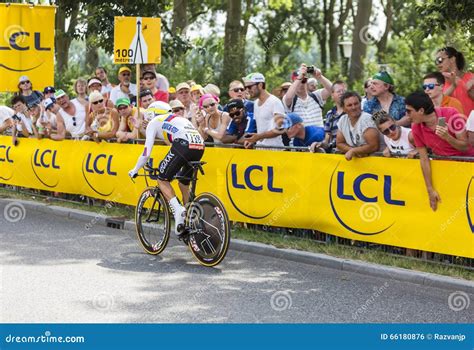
285,89,325,127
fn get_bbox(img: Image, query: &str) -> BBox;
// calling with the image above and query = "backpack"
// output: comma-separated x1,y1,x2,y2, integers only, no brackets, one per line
291,92,324,112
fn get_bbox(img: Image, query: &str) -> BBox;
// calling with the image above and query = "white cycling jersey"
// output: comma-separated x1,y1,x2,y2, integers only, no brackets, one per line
130,113,204,175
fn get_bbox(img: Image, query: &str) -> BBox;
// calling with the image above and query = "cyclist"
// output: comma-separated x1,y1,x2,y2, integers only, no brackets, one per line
128,101,205,235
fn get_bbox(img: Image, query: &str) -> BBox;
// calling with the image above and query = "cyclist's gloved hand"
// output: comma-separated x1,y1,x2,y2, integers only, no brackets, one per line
128,169,138,179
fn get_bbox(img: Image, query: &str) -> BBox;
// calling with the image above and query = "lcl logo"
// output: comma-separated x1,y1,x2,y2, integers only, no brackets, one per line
0,32,50,51
226,160,283,219
82,153,117,196
0,145,13,163
31,149,60,188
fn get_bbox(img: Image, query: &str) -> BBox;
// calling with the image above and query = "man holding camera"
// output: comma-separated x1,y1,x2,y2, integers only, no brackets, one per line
283,64,332,127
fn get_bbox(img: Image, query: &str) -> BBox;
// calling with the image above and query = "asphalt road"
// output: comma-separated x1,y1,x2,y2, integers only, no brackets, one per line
1,200,473,323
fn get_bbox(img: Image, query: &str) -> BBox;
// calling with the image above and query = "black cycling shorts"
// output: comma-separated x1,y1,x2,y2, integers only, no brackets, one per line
157,138,204,185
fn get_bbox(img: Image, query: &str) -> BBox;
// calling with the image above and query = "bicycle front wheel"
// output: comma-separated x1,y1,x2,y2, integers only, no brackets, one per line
135,187,171,255
185,192,231,267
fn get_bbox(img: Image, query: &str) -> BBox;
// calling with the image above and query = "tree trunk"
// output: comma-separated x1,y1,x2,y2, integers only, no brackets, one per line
85,35,99,74
55,2,80,75
320,0,328,70
349,0,372,84
376,0,392,62
222,0,243,88
329,0,352,65
172,0,188,35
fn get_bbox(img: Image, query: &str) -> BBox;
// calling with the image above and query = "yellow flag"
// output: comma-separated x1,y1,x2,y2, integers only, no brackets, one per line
0,4,55,92
114,16,161,64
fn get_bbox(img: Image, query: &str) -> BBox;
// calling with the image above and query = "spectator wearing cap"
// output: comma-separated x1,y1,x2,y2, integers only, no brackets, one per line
168,87,176,101
204,83,221,98
16,75,43,108
139,89,156,109
311,80,347,153
372,110,417,158
116,97,144,142
285,112,325,147
39,98,66,141
87,77,114,110
277,82,292,100
51,89,86,138
84,91,119,141
243,72,286,148
73,78,89,108
170,99,186,117
176,82,195,121
221,99,257,144
364,71,408,126
406,91,474,211
43,86,56,100
283,63,332,127
110,66,137,105
0,106,14,135
141,63,170,92
141,70,169,103
336,91,382,160
190,84,204,105
193,94,230,144
95,67,114,98
423,72,464,114
10,95,37,140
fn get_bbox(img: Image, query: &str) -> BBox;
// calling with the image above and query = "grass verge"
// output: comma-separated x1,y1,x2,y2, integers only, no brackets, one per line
1,187,473,281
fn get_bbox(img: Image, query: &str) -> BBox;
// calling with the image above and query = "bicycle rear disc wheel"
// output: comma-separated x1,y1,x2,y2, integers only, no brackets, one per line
186,192,231,267
135,187,171,255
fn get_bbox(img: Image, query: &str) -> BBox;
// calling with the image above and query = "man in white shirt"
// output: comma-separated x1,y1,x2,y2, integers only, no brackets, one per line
0,106,14,135
50,89,86,139
110,66,137,105
242,73,285,148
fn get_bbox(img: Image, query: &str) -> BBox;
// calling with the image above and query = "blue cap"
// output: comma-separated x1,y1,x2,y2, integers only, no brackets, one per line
286,112,303,126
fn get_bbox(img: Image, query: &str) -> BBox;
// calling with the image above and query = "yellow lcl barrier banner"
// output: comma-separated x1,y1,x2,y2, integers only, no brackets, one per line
1,136,473,259
0,4,55,92
114,16,161,64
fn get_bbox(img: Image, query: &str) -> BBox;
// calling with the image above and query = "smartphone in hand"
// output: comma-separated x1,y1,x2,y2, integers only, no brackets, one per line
438,117,446,127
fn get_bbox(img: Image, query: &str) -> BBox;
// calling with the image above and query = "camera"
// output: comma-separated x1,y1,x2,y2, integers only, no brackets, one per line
306,66,315,74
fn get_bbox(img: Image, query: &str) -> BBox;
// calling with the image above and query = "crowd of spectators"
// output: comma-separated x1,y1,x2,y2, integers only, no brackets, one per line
1,46,473,210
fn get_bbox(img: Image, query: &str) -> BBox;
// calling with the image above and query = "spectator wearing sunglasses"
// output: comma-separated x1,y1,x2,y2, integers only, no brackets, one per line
435,47,473,115
224,80,254,118
406,92,474,211
336,91,382,161
53,89,86,139
423,72,464,115
43,86,56,100
141,70,169,103
16,75,43,108
83,91,119,141
221,99,256,144
372,110,416,158
87,78,114,111
193,94,231,144
364,71,409,127
110,66,137,105
169,99,186,118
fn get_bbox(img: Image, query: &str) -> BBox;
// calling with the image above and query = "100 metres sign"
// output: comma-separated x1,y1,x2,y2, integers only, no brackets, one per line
114,16,161,64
